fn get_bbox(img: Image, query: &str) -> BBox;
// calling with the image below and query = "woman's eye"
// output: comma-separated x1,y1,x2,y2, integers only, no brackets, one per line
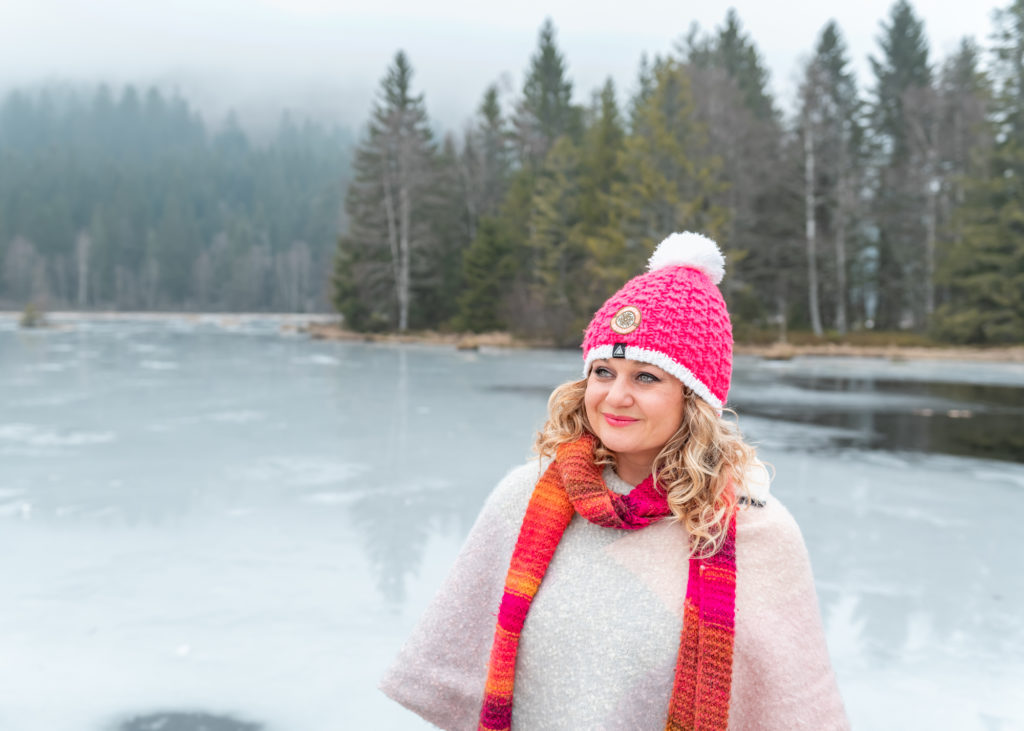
637,372,659,384
594,366,613,378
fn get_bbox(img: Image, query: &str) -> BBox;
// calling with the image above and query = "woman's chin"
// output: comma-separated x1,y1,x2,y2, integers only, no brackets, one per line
595,433,641,458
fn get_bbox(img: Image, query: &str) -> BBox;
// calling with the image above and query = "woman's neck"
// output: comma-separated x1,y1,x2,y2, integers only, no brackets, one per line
614,457,652,487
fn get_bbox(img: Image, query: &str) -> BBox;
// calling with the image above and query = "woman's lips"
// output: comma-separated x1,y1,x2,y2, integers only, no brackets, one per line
602,413,638,427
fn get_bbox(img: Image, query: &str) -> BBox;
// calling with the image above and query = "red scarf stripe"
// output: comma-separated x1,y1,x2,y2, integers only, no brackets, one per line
480,434,737,731
667,602,703,730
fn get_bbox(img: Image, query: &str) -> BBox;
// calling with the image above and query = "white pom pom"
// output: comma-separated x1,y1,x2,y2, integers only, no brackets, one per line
646,232,725,285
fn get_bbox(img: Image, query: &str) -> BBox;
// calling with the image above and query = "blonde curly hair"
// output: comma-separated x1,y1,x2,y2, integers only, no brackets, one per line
534,377,759,557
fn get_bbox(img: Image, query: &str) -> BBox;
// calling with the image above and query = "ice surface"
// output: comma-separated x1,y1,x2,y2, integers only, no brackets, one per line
0,318,1022,730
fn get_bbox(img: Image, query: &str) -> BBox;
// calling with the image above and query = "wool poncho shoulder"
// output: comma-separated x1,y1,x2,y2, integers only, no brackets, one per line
380,460,849,730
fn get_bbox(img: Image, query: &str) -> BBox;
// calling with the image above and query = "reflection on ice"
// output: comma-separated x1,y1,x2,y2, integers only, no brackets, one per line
140,359,180,370
206,411,265,424
0,499,32,518
0,422,116,448
737,414,865,452
291,354,342,366
227,456,364,488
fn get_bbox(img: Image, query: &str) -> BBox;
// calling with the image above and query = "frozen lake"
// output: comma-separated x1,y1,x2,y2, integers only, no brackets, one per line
1,316,1022,731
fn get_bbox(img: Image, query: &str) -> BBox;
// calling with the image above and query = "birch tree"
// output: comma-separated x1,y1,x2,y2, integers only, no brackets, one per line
802,106,823,337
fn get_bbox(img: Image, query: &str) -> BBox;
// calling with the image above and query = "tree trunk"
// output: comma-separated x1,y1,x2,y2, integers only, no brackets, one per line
458,144,478,244
382,154,401,328
804,126,823,337
398,180,411,332
75,231,90,309
924,118,939,321
776,286,788,344
834,157,848,335
833,201,848,335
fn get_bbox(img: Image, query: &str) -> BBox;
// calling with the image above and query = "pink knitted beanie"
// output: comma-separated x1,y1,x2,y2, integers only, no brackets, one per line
581,232,733,410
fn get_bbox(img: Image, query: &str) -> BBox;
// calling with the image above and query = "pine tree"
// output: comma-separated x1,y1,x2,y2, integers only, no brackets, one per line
936,2,1024,342
525,135,585,343
513,19,581,168
414,133,469,328
628,53,658,132
680,11,788,333
460,85,512,242
620,60,726,255
473,19,585,340
332,236,390,331
578,79,631,315
932,40,993,312
453,217,515,332
869,0,933,329
710,9,775,121
333,51,437,331
871,1,932,162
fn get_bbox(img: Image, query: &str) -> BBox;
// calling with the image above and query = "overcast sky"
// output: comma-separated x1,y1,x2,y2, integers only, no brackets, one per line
0,0,1003,134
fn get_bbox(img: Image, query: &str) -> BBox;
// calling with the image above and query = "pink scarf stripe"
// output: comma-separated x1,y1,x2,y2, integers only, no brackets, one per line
667,515,737,730
692,518,737,730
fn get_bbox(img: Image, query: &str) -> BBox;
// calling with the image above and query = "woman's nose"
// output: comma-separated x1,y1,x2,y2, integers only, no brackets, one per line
607,375,633,405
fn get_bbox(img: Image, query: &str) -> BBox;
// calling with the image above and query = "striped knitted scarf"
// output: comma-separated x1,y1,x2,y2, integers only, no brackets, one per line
479,432,738,731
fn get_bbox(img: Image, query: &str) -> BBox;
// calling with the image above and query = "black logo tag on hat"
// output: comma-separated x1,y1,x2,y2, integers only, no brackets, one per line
612,343,627,358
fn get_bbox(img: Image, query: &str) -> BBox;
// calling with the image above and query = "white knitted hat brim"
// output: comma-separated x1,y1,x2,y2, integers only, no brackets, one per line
582,345,724,412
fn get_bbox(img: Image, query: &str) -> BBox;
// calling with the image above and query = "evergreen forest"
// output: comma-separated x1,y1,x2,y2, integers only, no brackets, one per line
3,0,1023,345
335,1,1024,344
0,85,352,311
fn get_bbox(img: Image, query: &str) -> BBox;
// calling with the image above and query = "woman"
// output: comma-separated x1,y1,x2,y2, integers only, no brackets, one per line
381,233,848,730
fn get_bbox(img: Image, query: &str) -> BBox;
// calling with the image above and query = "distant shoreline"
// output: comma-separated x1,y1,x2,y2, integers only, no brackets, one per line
0,310,337,323
304,323,1024,363
4,313,1022,363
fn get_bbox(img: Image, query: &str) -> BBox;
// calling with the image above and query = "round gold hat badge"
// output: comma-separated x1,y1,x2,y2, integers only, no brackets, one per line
610,306,641,334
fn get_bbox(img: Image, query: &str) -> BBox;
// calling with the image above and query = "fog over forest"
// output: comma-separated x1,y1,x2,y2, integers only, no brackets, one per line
0,0,998,131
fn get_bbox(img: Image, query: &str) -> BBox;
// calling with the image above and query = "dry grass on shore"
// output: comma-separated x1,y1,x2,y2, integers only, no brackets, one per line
304,323,549,350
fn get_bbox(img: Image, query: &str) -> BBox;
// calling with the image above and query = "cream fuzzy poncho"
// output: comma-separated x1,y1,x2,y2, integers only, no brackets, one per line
381,461,849,730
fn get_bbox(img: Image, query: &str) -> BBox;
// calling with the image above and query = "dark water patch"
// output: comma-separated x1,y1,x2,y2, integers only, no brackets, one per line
739,377,1024,463
778,375,1024,410
118,711,263,731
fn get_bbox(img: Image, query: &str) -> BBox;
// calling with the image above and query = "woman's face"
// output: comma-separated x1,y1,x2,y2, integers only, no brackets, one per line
584,358,685,483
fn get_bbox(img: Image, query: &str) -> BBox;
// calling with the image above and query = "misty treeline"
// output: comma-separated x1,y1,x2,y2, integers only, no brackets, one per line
335,1,1024,344
0,85,352,311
